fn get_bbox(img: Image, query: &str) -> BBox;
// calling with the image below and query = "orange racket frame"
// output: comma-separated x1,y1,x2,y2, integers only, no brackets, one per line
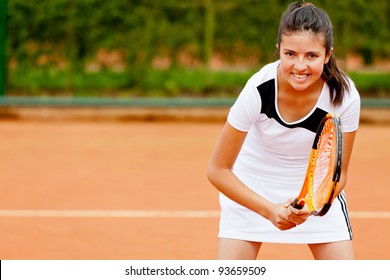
291,113,343,216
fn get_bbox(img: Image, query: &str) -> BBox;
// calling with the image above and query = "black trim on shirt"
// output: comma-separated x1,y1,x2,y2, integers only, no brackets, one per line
257,79,328,133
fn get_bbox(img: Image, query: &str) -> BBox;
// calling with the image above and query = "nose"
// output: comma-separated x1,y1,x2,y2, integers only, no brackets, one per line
294,57,307,72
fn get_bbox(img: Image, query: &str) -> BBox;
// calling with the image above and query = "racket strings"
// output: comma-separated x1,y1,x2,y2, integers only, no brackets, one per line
311,123,336,210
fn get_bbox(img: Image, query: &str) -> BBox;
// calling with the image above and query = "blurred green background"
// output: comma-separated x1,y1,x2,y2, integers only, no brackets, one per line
2,0,390,98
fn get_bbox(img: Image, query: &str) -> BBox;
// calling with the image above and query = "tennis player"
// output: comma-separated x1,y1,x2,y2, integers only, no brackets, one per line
207,1,361,260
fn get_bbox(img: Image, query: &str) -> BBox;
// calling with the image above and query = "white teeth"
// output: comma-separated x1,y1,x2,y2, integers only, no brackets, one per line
293,73,308,80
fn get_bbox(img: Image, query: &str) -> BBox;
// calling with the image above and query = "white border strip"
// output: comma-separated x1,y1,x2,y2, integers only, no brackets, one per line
0,210,389,219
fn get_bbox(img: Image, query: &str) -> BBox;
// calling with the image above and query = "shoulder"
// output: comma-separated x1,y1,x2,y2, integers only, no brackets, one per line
338,76,361,113
227,61,279,131
235,60,279,107
336,76,361,132
247,60,279,87
345,77,361,105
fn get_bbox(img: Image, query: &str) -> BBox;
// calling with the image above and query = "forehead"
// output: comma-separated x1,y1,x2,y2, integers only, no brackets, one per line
280,31,326,52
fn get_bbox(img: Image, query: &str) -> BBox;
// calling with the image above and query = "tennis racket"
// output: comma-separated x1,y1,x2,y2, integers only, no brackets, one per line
291,113,343,216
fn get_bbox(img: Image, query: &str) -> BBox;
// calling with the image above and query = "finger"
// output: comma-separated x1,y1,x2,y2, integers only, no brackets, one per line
289,205,311,215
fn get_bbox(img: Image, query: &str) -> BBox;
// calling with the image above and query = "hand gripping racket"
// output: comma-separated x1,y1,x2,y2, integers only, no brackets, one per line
291,113,343,216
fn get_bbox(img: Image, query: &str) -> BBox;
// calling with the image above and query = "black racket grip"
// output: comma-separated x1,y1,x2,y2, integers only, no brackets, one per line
291,198,304,209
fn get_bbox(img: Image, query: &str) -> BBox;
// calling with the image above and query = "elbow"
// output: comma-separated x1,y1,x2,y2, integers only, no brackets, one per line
207,161,231,190
207,160,223,188
206,162,217,186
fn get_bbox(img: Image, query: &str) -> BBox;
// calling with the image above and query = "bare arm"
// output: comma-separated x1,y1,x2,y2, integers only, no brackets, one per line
207,122,297,230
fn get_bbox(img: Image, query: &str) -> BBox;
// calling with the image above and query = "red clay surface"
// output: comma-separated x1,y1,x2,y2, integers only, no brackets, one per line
0,120,389,260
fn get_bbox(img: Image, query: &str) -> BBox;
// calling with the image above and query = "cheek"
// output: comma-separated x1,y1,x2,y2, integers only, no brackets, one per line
310,62,325,77
279,59,293,75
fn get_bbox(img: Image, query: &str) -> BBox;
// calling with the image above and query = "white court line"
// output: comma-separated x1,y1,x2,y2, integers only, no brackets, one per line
0,210,389,219
349,211,390,219
0,210,220,218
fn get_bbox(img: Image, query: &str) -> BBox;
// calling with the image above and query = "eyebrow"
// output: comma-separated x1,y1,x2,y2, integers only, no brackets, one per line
283,48,321,55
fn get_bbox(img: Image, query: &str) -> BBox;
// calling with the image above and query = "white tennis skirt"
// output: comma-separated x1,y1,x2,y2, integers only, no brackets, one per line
219,172,353,244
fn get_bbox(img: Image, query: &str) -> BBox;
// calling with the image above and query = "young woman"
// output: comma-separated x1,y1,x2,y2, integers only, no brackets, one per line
207,1,360,260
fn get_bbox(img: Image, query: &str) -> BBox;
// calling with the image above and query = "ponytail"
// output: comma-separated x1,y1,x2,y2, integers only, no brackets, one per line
323,55,350,107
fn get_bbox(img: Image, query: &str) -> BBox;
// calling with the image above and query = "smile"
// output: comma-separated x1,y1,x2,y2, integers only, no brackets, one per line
292,73,310,80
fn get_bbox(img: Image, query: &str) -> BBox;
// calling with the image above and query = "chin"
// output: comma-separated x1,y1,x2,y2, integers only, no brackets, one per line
288,80,311,92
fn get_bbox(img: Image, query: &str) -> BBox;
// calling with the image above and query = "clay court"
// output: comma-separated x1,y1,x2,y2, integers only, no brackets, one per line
0,108,389,260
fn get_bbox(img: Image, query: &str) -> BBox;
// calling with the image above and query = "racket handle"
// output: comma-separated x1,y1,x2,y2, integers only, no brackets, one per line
291,198,304,209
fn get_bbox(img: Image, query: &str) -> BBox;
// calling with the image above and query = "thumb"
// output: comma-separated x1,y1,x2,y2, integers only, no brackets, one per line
283,198,296,208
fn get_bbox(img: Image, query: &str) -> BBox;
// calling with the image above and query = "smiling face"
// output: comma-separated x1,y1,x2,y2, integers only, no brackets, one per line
278,31,332,93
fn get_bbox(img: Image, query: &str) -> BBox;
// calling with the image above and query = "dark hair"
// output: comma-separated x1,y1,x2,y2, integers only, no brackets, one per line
277,1,349,107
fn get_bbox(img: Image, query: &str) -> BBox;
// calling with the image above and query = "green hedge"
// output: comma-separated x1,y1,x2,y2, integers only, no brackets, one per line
5,0,390,96
8,67,390,98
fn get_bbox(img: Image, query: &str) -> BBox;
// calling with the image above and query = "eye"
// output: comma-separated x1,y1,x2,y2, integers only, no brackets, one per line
307,52,320,58
284,51,295,57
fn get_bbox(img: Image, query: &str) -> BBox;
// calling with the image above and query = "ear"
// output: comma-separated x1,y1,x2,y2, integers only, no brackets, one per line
325,48,333,64
275,44,281,57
